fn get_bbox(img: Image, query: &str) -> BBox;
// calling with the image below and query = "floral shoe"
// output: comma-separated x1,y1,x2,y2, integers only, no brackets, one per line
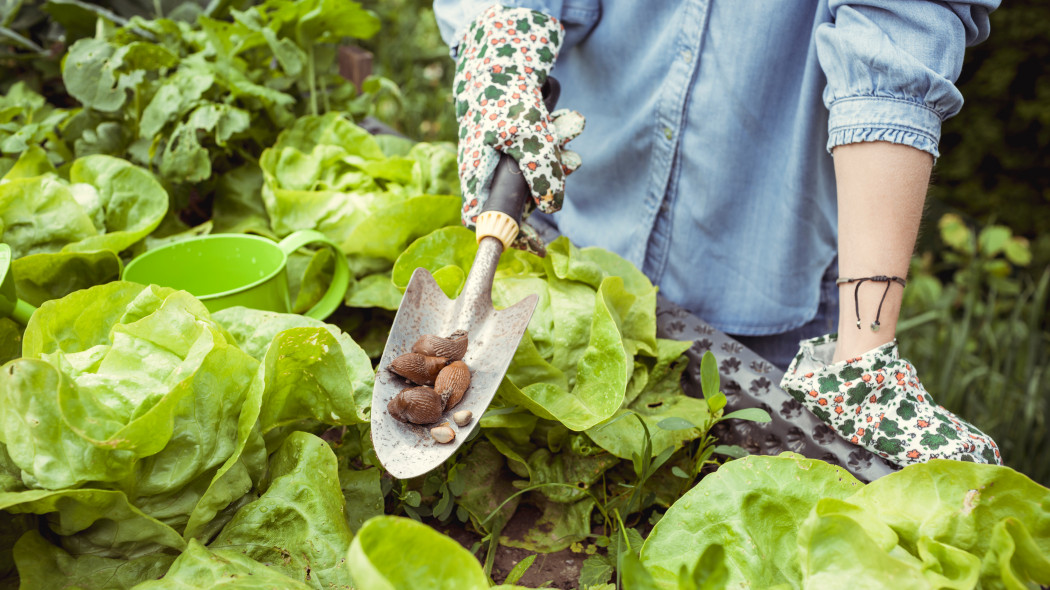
453,4,585,251
780,334,1002,467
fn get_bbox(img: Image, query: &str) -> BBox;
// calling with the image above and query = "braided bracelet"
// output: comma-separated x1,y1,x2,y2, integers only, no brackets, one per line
836,275,907,332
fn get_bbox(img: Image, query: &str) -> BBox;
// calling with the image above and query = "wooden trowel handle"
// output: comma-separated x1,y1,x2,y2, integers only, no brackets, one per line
475,77,561,250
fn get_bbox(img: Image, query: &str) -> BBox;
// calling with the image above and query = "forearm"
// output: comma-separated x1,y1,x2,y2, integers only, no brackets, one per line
832,141,933,362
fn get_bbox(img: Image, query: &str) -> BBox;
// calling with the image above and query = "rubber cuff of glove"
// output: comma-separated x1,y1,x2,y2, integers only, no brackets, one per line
475,211,519,250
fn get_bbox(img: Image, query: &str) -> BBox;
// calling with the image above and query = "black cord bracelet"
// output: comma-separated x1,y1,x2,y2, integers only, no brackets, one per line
836,275,908,332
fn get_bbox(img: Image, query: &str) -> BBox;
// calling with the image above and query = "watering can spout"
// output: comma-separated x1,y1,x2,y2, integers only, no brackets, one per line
1,243,38,325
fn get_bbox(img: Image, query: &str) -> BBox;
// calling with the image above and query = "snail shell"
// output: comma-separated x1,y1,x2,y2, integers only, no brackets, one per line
435,360,471,410
452,410,472,427
430,423,455,444
388,353,447,385
387,386,444,424
411,330,468,361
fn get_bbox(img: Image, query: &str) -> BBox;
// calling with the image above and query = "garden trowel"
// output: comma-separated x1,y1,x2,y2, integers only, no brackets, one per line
0,244,36,325
371,79,561,479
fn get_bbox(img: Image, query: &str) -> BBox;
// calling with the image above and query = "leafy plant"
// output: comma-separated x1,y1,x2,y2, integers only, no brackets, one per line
929,0,1050,242
900,213,1049,485
358,0,456,142
46,0,390,225
0,147,167,305
576,351,770,589
0,82,72,168
640,454,1050,589
0,285,372,588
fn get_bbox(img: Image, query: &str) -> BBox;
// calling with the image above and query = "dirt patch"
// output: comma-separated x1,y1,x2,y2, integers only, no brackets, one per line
430,511,587,589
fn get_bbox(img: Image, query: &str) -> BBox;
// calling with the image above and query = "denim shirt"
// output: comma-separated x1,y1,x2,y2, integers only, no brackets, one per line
434,0,997,336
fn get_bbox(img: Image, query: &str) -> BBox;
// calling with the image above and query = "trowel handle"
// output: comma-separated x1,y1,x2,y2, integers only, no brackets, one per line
475,77,561,250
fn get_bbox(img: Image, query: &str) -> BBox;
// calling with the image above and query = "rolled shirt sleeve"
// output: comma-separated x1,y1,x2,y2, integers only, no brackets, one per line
817,0,999,157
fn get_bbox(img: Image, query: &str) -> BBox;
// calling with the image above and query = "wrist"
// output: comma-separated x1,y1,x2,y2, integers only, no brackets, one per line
832,277,904,362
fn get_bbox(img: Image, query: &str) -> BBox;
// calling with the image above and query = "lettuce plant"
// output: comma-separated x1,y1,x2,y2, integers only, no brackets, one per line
0,284,373,588
0,147,167,305
640,454,1050,589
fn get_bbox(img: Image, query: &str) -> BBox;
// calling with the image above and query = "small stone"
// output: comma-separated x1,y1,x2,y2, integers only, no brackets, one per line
452,410,472,426
430,424,455,444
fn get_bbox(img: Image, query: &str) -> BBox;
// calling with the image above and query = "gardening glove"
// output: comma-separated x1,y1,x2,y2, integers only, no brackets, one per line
454,4,585,254
780,334,1002,468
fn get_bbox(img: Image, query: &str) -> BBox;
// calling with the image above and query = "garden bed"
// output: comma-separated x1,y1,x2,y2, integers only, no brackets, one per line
0,2,1047,588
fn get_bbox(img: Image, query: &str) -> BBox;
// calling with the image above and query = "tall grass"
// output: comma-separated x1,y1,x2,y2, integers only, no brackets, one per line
900,215,1049,485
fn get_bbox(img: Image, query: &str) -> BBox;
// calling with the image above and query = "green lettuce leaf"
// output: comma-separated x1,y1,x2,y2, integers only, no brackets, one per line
344,273,402,310
0,150,166,305
497,275,631,431
639,454,863,589
11,249,122,307
0,319,20,365
0,151,166,257
340,466,385,534
0,512,32,583
131,539,314,590
586,339,704,460
0,487,187,557
347,516,490,590
13,530,174,590
798,460,1050,589
499,495,596,553
405,142,459,196
343,194,460,261
391,226,477,298
259,113,388,242
0,83,71,162
212,307,374,422
63,155,168,253
456,440,522,533
211,432,354,589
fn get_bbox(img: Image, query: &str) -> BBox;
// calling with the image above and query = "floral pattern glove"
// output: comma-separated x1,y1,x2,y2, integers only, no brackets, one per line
453,4,585,247
780,334,1002,467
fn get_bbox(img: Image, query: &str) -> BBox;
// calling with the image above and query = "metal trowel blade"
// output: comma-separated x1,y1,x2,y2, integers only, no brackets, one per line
371,265,537,479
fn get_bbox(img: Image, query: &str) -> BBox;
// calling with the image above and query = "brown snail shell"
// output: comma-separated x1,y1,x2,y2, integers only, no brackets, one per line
430,423,455,444
387,386,444,424
388,353,447,385
435,360,471,410
411,330,468,361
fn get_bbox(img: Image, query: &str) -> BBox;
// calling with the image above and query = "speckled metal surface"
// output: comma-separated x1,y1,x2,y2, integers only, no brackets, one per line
655,295,899,482
372,237,538,479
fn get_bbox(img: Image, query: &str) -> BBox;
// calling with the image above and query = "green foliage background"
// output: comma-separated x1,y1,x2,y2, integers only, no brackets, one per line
930,0,1050,246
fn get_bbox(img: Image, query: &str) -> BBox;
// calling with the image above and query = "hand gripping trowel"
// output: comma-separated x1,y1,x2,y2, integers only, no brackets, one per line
370,78,561,479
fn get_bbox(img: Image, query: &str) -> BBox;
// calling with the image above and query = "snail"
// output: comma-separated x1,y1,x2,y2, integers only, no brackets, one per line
387,386,444,424
388,353,447,386
430,423,456,444
386,330,475,430
411,329,468,361
434,360,471,410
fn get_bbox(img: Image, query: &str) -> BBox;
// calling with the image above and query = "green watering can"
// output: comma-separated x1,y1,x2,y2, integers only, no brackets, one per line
0,243,36,325
2,230,350,325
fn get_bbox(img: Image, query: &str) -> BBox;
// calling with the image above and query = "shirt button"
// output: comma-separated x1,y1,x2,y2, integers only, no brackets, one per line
681,50,692,63
663,127,673,140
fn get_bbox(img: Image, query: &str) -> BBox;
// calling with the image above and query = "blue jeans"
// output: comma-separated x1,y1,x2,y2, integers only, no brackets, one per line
730,260,839,372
